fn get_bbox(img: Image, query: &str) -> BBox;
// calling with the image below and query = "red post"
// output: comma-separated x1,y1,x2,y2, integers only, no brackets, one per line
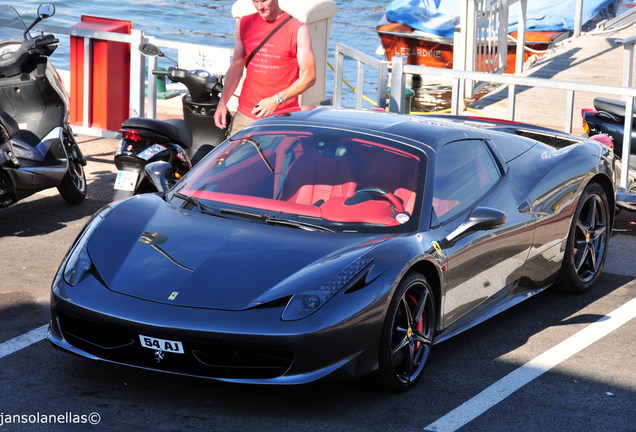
70,16,132,131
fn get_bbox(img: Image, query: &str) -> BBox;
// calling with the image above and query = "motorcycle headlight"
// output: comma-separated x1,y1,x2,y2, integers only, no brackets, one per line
282,258,373,321
63,205,113,286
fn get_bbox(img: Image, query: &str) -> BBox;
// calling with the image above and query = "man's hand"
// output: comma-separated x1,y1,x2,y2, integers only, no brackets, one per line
252,95,280,118
214,103,228,129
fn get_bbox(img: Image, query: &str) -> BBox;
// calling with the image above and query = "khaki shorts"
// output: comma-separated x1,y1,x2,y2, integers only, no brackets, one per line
228,111,256,136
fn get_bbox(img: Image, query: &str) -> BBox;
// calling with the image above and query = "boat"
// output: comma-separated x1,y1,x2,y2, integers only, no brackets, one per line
376,0,622,73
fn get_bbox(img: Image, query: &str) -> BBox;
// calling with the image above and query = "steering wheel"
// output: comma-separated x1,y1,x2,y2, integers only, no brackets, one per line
349,187,404,213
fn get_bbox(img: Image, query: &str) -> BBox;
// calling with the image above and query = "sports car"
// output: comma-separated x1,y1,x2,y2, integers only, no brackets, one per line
49,106,615,392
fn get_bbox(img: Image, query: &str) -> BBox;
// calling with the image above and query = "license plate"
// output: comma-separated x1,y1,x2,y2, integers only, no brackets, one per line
114,170,138,191
139,335,185,354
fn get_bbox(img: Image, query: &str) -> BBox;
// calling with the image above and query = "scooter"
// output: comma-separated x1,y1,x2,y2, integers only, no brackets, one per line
113,42,229,200
0,3,87,209
582,97,636,211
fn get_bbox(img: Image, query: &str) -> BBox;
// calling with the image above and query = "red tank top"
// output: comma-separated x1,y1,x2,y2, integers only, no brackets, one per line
238,12,302,119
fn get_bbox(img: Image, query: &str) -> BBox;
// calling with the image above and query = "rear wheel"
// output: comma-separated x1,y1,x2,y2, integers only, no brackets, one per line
57,131,86,204
555,182,610,293
369,272,436,393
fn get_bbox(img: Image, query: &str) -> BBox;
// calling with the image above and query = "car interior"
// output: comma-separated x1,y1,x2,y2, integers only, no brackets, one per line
179,131,423,227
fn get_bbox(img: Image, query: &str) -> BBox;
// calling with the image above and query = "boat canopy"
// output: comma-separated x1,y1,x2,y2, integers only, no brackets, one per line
384,0,619,39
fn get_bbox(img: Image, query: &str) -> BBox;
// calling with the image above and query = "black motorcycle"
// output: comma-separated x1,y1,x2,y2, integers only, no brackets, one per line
0,3,87,208
582,97,636,211
113,42,228,200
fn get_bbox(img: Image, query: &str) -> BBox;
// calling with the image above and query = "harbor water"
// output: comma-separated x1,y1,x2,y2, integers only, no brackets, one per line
8,1,636,112
10,0,388,109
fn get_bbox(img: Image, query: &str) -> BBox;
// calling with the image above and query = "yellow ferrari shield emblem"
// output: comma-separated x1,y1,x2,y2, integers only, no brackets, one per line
168,291,179,301
431,241,446,260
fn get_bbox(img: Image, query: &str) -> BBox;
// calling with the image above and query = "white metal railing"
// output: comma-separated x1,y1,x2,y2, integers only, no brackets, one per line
455,0,516,75
393,50,635,193
473,0,509,74
453,0,608,98
333,36,634,195
616,35,635,193
332,43,389,110
454,0,527,99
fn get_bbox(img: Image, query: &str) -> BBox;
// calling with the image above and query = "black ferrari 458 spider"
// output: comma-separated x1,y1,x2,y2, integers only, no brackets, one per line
49,107,615,392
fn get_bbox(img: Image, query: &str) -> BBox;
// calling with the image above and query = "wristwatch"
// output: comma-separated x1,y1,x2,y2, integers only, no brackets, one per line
275,93,285,105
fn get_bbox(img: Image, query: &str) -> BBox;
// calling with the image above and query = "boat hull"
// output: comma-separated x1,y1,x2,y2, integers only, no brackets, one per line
377,25,564,73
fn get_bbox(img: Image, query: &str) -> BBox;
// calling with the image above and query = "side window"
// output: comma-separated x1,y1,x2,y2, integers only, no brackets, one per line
432,139,501,225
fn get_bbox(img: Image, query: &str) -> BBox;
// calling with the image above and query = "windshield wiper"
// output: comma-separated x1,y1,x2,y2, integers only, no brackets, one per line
219,207,267,220
174,194,331,232
229,136,274,173
264,216,334,232
174,192,230,218
219,207,333,232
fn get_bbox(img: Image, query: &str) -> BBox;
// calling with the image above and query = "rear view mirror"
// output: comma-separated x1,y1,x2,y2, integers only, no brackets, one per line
37,3,56,19
139,43,164,58
145,161,173,193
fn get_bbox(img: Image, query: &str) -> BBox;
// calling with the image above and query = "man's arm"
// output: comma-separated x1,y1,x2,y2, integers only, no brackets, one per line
252,23,316,118
214,20,245,130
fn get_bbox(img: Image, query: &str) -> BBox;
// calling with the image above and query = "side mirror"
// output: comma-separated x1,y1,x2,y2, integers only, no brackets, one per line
138,42,178,65
24,3,55,38
37,3,56,19
138,43,163,58
144,161,173,193
444,207,507,246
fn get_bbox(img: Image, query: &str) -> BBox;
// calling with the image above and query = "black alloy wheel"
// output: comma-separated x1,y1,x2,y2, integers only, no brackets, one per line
556,182,610,293
371,272,436,393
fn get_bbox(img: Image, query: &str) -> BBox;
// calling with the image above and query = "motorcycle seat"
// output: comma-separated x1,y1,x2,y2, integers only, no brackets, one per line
122,117,193,149
593,97,636,121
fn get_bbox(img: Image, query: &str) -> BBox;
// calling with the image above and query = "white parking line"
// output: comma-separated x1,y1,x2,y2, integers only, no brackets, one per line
423,297,636,432
0,324,48,360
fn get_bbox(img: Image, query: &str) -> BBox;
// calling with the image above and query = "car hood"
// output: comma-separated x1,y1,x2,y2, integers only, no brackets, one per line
88,195,390,310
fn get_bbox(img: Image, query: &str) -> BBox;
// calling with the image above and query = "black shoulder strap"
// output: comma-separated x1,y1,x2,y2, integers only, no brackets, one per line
245,15,294,68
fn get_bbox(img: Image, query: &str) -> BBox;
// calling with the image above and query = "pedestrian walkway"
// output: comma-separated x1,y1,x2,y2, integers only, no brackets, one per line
471,21,636,133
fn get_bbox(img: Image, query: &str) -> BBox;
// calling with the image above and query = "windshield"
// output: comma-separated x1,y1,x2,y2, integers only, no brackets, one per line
0,6,27,43
171,125,426,233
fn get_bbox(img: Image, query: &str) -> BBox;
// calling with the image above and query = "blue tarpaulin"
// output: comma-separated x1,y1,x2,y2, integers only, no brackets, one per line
384,0,619,38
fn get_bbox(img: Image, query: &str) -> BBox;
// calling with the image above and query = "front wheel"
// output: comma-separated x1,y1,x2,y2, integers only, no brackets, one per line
57,133,86,204
369,272,436,393
555,182,610,293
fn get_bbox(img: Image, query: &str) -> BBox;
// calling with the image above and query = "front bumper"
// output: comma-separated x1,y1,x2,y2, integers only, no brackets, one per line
48,272,386,385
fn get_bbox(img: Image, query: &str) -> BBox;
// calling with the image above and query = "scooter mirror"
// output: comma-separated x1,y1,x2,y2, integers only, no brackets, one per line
24,3,56,39
37,3,56,19
139,43,164,58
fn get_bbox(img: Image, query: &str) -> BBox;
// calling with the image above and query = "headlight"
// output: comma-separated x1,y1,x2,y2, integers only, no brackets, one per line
282,258,373,321
62,205,113,286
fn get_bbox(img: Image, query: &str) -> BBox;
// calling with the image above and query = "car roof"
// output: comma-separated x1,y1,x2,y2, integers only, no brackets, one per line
249,106,487,152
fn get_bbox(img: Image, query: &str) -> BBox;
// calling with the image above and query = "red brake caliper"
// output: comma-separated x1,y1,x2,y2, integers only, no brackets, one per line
406,293,424,350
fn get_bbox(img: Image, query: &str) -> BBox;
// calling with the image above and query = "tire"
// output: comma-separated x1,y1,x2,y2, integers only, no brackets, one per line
369,272,436,393
58,153,86,204
555,182,610,294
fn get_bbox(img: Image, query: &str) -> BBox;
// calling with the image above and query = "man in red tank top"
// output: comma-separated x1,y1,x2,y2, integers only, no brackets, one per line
213,0,316,135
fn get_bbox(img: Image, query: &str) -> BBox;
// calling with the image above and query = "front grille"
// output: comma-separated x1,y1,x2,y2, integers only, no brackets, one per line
59,313,293,379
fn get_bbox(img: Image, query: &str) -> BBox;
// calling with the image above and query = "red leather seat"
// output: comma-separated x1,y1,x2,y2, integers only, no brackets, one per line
280,146,357,206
